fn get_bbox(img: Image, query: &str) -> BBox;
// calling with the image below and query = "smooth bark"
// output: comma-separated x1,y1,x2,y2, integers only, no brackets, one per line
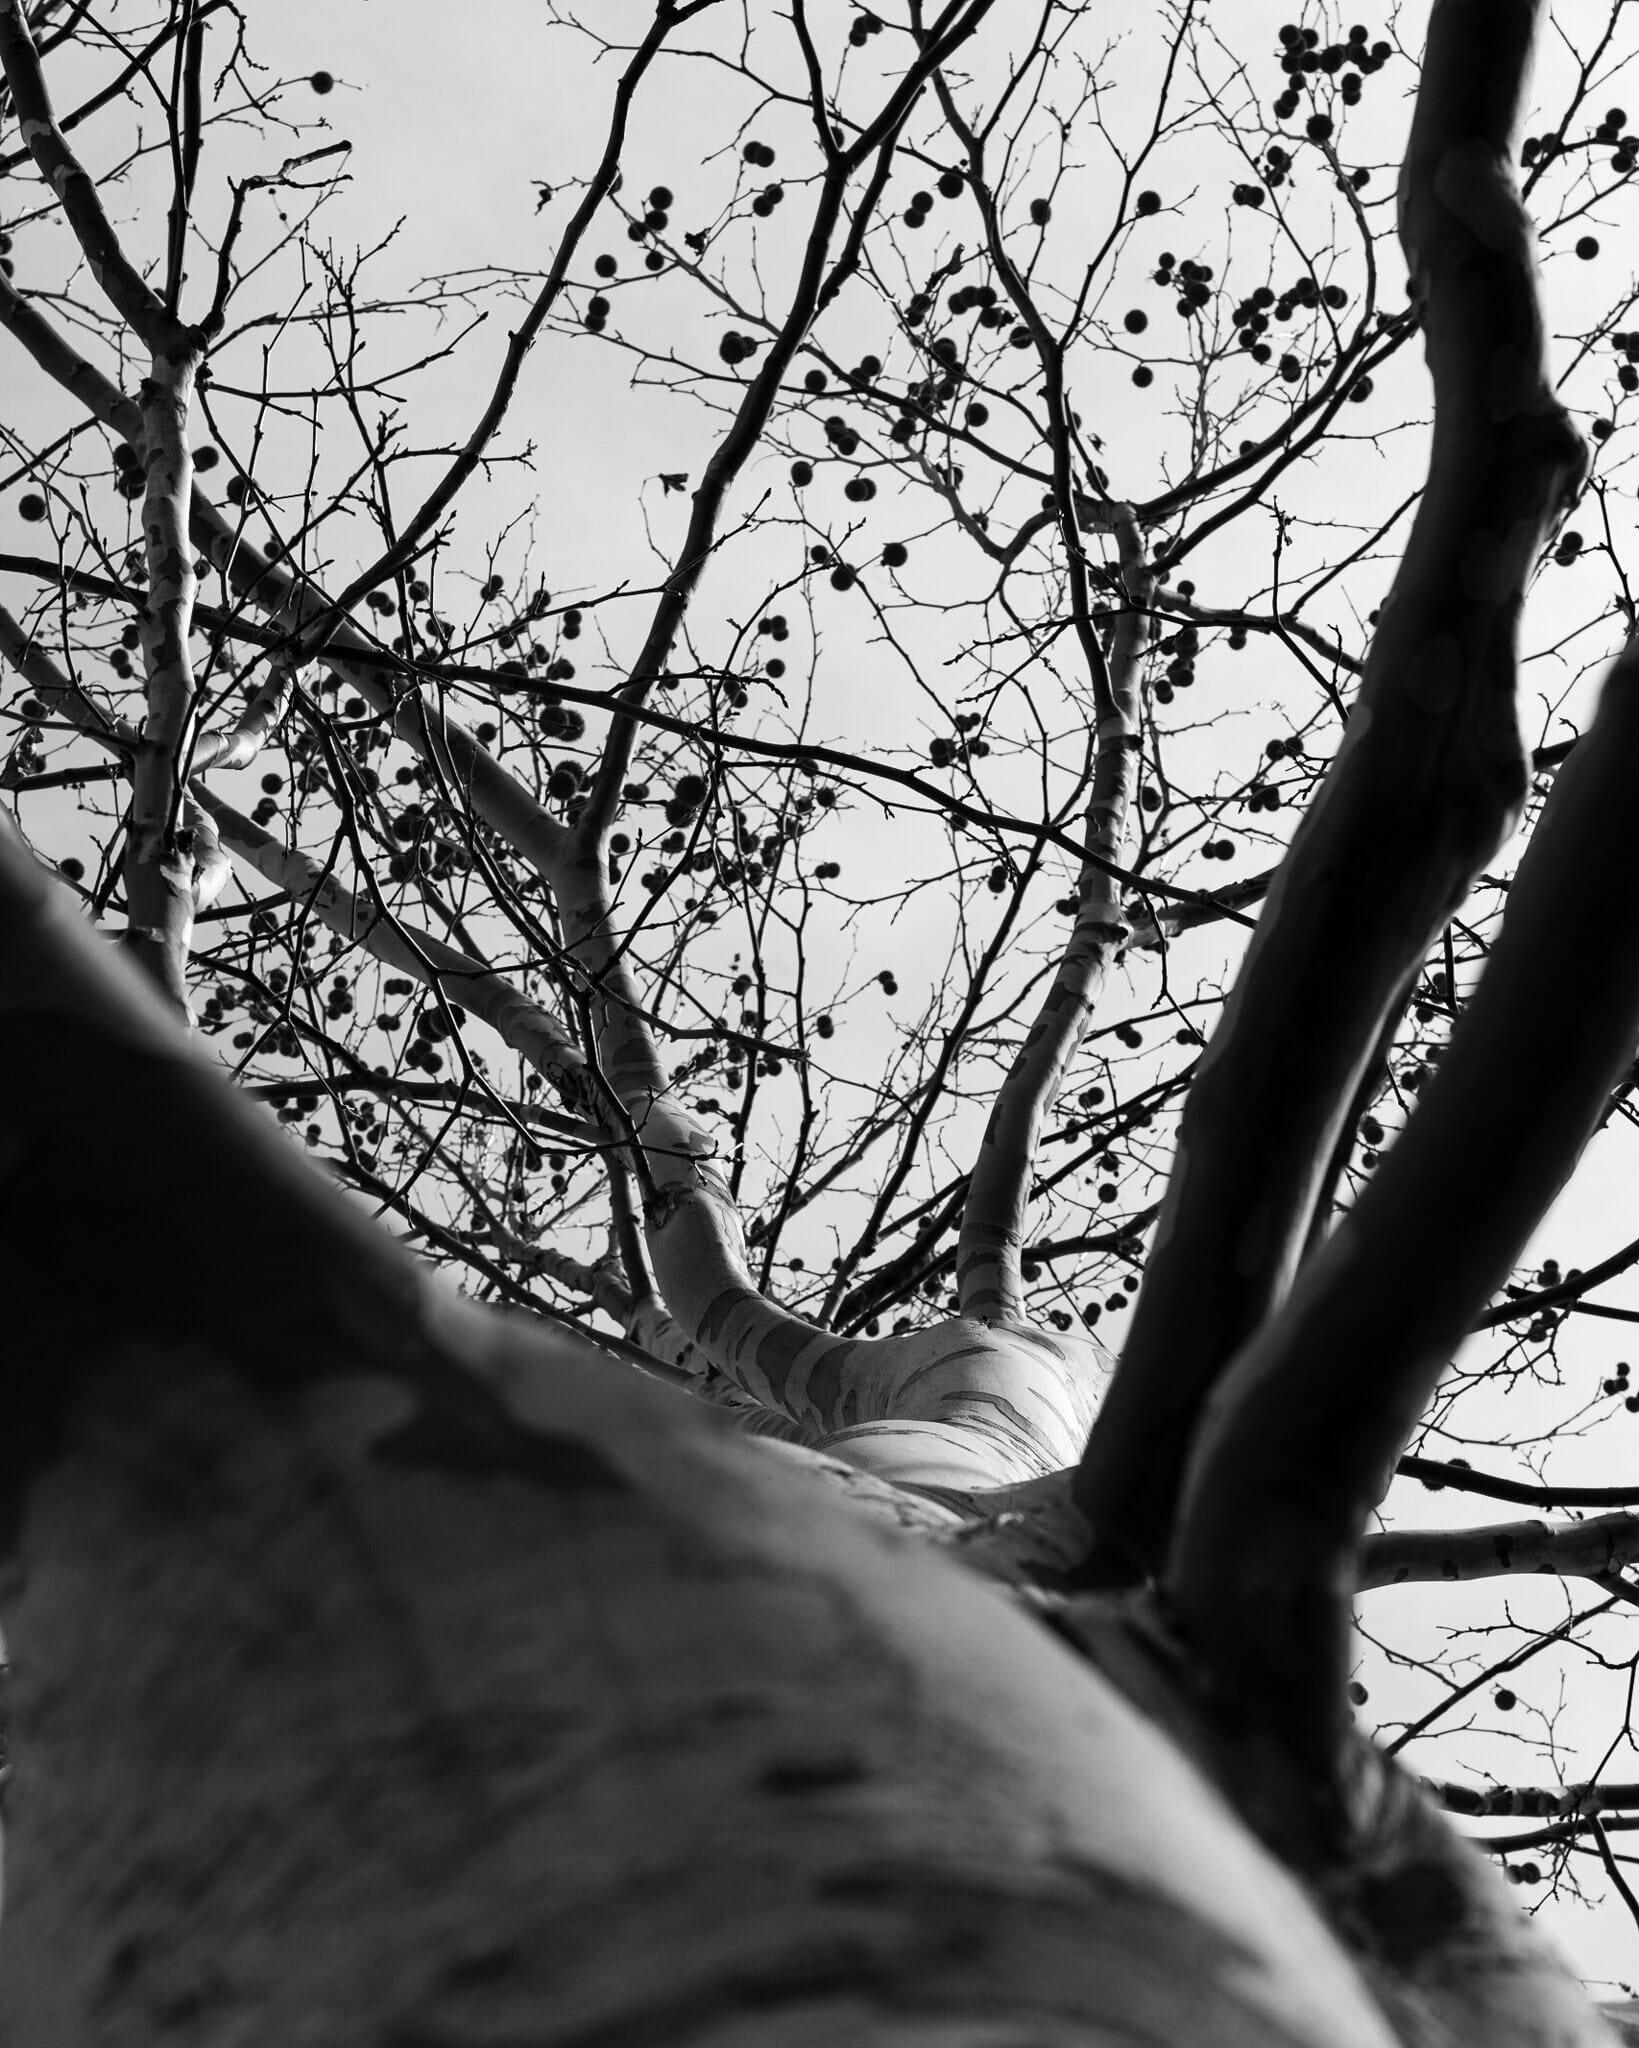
1075,0,1588,1582
1362,1512,1639,1591
0,811,1618,2046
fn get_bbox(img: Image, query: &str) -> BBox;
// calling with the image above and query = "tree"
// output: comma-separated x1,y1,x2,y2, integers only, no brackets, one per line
4,0,1639,2035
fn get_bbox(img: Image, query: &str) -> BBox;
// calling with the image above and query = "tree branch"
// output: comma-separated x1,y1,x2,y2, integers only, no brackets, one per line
1397,1453,1639,1509
302,2,705,653
0,0,184,355
1170,609,1639,1853
191,788,596,1115
1361,1510,1639,1590
958,517,1150,1321
1075,0,1587,1588
1429,1778,1639,1820
0,808,632,1541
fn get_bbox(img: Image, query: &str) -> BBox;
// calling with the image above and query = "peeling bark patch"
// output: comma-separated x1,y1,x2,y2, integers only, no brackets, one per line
753,1316,824,1410
905,1342,991,1383
940,1392,1059,1462
1006,1324,1071,1359
803,1340,860,1422
696,1286,758,1353
757,1750,867,1794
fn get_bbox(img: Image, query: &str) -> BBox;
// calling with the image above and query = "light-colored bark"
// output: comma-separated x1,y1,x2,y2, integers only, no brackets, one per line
1362,1511,1639,1591
957,516,1152,1323
0,1318,1400,2048
192,788,597,1114
0,810,1618,2048
0,0,210,1018
542,842,1110,1472
1431,1779,1639,1820
121,350,202,1016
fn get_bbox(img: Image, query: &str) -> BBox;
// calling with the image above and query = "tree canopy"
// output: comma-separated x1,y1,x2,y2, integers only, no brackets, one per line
7,0,1639,2023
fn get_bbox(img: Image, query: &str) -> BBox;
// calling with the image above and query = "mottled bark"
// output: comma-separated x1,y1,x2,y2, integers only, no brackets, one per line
0,813,1619,2047
1,0,1634,2027
1362,1511,1639,1591
0,1331,1409,2048
1431,1779,1639,1821
543,846,1107,1475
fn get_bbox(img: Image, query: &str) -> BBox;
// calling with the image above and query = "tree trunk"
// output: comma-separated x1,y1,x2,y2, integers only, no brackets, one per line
0,1318,1410,2047
0,816,1606,2045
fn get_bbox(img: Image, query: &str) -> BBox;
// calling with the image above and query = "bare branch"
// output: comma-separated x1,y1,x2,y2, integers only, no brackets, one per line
1171,610,1639,1846
958,516,1149,1321
0,0,185,355
1077,0,1587,1595
1361,1510,1639,1590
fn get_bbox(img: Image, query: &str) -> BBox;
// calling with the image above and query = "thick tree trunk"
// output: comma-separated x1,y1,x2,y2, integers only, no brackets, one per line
0,818,1608,2046
0,1319,1398,2048
3,765,1617,2010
